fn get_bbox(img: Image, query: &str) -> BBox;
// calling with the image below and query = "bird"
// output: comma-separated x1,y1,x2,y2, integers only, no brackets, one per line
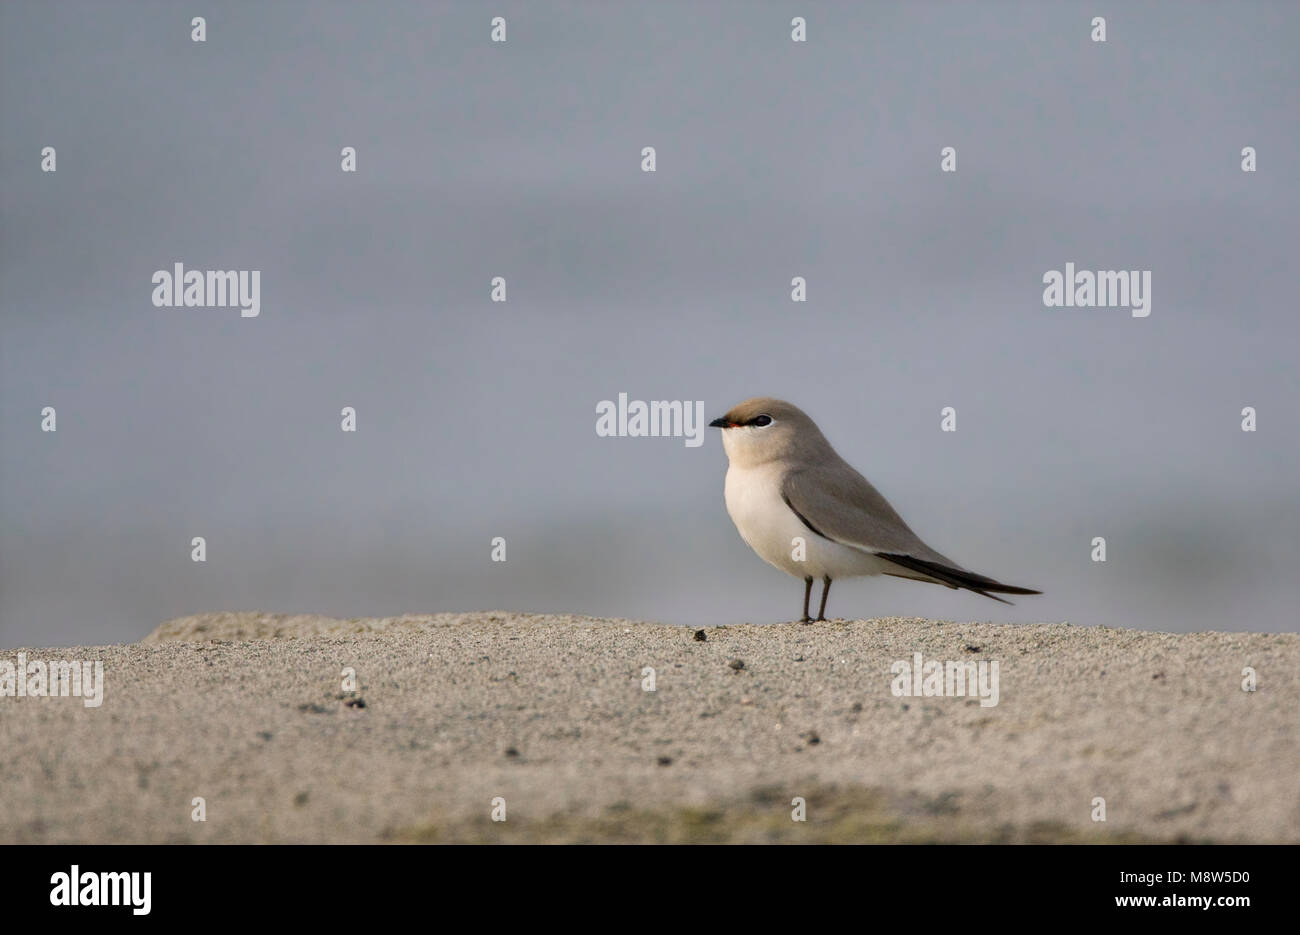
709,397,1040,623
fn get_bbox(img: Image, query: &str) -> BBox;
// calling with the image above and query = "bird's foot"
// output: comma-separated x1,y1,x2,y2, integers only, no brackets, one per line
814,615,827,622
798,615,813,624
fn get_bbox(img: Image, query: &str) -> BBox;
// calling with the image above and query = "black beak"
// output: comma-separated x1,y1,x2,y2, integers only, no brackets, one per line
709,417,732,428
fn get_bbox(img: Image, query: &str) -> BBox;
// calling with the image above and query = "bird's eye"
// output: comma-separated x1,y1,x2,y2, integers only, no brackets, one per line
752,414,772,427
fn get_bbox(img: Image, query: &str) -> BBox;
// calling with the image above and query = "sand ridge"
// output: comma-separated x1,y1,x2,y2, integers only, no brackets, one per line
3,611,1297,843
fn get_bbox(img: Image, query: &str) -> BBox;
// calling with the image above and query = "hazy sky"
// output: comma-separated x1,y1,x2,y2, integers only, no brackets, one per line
3,1,1298,647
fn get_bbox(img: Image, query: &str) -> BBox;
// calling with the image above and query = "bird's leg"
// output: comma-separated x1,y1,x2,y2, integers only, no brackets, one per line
800,576,814,623
816,576,832,621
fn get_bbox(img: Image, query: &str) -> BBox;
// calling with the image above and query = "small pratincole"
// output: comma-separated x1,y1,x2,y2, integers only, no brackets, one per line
710,397,1041,623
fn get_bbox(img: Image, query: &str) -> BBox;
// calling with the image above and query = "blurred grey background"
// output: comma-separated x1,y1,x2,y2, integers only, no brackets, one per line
3,1,1297,647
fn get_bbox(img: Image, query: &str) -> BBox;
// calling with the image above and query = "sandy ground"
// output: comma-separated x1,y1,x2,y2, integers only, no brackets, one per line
2,611,1297,843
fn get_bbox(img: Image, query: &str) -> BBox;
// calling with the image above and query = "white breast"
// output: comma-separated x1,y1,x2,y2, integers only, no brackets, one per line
723,463,886,580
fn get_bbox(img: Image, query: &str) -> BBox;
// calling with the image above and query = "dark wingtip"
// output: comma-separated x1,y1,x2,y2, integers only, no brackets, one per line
875,552,1042,602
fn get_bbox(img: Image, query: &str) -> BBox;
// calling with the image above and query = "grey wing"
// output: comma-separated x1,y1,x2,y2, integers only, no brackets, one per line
780,464,956,565
780,464,1043,602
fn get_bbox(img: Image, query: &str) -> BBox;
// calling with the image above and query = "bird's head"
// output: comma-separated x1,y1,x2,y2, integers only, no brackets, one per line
709,397,828,467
